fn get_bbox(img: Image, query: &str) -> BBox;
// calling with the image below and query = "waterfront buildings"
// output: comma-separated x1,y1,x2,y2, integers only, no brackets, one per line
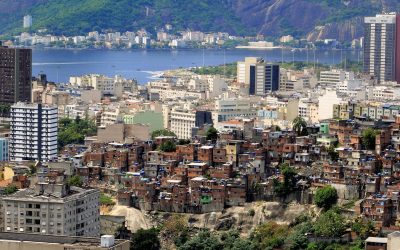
0,46,32,105
237,57,280,95
69,74,137,97
9,103,58,162
363,13,400,83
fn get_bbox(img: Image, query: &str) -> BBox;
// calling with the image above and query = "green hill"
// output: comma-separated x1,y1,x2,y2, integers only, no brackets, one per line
2,0,250,36
1,0,400,40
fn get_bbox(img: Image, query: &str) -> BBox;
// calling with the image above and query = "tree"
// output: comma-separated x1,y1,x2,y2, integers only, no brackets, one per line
100,193,116,206
4,184,18,195
179,229,222,250
178,139,191,145
160,214,189,247
67,175,83,187
314,210,346,238
250,222,288,250
151,129,176,140
314,186,338,210
206,127,218,141
131,228,160,250
327,145,339,162
292,117,308,136
285,222,312,250
351,218,374,240
361,128,378,150
58,117,97,150
0,104,11,117
159,141,176,152
221,230,255,250
274,164,298,196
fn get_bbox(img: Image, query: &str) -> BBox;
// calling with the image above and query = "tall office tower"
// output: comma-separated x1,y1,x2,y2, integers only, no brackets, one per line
0,46,32,105
1,167,100,237
237,57,280,95
9,103,58,162
363,13,400,83
23,15,32,28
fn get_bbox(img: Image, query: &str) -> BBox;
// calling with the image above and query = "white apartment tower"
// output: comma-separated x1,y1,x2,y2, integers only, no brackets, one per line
23,15,32,29
10,103,58,162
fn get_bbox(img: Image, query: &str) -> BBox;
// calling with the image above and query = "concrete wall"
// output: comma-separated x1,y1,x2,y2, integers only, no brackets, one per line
97,124,150,143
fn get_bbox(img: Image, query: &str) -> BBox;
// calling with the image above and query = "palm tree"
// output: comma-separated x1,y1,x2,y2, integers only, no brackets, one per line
292,117,308,136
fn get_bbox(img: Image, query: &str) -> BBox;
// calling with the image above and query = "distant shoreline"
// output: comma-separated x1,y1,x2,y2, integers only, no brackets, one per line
235,45,283,50
27,46,360,52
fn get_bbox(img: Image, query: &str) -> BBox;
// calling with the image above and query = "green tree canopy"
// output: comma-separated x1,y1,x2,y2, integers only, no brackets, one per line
221,230,255,250
250,221,288,249
292,117,308,136
314,186,338,210
314,210,346,238
131,228,160,250
179,230,222,250
327,145,339,162
351,218,374,240
100,193,116,206
206,127,219,141
178,139,191,145
361,128,378,150
0,104,11,117
67,175,83,187
4,184,18,195
274,164,298,196
159,141,177,152
58,117,97,150
285,222,312,250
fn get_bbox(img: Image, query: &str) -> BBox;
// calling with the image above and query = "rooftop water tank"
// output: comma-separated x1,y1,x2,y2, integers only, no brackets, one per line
101,235,115,248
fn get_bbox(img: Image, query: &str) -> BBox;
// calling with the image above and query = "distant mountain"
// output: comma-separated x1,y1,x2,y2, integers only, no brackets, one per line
1,0,400,41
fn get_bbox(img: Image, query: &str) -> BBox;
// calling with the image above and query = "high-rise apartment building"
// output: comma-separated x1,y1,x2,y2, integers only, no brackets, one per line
9,103,58,162
237,57,280,95
363,13,400,83
23,15,32,29
0,46,32,105
1,167,100,237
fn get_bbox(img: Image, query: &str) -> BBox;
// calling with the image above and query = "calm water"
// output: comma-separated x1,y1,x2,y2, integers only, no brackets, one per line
32,48,362,84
